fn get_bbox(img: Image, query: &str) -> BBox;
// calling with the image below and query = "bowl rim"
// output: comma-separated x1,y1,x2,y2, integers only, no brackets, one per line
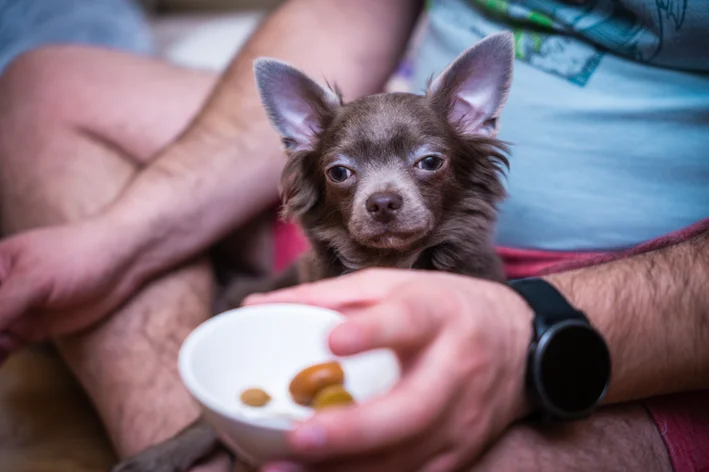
177,302,346,431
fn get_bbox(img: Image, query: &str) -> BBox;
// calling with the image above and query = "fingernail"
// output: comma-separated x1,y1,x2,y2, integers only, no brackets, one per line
331,323,365,353
262,462,304,472
243,293,264,305
292,424,327,451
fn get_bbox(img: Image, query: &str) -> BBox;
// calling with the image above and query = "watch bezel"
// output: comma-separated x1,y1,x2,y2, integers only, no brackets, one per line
531,319,611,420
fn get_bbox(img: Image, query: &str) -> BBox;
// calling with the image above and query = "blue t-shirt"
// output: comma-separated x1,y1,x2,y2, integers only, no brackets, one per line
412,0,709,252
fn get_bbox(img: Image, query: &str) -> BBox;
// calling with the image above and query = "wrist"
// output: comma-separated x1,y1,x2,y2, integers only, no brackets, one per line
91,201,167,287
507,277,612,422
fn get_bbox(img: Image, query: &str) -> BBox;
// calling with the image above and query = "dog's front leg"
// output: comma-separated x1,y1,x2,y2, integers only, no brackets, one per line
214,261,302,313
109,418,229,472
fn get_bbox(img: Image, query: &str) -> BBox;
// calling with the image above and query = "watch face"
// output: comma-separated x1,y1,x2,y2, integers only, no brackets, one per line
535,320,611,417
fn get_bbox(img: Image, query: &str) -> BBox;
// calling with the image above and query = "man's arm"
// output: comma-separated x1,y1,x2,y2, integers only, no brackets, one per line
544,225,709,404
103,0,423,283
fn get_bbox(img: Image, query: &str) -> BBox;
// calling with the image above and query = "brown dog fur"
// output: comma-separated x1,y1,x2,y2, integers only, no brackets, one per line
112,31,515,472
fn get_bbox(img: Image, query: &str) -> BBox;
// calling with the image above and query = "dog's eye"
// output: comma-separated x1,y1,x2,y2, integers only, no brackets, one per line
327,166,352,183
416,155,444,171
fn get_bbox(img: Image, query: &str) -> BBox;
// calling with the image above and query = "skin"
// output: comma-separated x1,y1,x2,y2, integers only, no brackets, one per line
0,45,228,470
0,1,420,470
0,0,700,471
0,0,421,347
245,227,707,471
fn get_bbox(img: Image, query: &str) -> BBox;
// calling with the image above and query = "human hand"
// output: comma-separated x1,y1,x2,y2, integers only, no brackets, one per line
0,218,143,362
243,269,534,472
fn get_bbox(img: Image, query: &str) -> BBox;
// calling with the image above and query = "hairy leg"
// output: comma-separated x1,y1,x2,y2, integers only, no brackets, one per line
0,46,238,469
471,404,672,472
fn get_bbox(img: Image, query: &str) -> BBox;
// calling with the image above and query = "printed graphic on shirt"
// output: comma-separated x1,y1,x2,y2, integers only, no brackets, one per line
468,0,688,86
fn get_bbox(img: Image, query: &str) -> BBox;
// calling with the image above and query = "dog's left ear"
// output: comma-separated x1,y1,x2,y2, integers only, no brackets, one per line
428,31,514,138
254,58,342,152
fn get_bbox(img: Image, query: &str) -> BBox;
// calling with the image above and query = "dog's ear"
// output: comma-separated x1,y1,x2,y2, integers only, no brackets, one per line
254,58,342,152
427,31,514,138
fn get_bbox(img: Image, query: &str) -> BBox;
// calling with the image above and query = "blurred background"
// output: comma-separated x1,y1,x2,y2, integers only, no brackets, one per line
146,0,420,89
147,0,283,71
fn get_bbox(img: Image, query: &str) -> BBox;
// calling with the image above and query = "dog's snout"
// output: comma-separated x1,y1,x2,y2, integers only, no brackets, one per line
366,192,403,223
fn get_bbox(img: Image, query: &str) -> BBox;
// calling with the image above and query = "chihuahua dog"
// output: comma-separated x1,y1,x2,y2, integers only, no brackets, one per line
112,31,515,472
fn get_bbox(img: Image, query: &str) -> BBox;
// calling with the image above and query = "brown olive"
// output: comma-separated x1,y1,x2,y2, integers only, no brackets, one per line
240,387,272,407
289,360,345,406
312,384,355,410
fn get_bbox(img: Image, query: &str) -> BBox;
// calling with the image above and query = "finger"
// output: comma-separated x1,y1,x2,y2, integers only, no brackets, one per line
287,337,458,459
327,296,442,356
243,269,411,308
0,277,40,331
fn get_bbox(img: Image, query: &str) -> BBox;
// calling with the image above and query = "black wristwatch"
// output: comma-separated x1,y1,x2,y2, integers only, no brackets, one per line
508,277,611,422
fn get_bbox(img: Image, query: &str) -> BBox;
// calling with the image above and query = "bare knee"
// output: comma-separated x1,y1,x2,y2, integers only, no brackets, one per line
0,44,215,167
0,46,91,126
0,45,106,177
0,46,140,233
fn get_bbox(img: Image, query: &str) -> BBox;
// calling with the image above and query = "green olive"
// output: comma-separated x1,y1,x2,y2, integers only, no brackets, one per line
312,384,355,410
289,361,345,406
240,387,272,407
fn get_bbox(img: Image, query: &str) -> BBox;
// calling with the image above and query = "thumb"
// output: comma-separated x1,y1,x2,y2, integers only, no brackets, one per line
0,273,38,364
0,274,41,333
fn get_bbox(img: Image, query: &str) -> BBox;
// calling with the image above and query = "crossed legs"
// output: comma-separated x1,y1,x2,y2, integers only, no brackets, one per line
0,45,673,472
0,45,230,470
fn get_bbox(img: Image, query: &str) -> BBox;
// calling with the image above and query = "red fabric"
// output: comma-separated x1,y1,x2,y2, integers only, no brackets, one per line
646,391,709,472
272,217,709,471
496,245,604,280
273,218,309,273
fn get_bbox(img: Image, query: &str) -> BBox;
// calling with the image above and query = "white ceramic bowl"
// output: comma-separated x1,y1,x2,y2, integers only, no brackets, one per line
178,303,401,466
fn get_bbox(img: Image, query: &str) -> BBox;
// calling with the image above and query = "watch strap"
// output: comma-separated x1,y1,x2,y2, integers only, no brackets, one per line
507,277,602,422
507,277,589,340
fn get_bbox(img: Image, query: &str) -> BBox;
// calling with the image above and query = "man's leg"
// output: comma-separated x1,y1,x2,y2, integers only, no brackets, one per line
0,46,234,468
472,404,672,471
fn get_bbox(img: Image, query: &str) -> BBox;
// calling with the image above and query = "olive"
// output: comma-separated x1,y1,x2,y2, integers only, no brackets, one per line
289,360,345,406
240,387,272,407
312,384,355,410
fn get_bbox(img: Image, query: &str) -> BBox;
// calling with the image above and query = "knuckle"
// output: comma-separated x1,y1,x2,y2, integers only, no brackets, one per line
356,267,383,280
397,303,433,344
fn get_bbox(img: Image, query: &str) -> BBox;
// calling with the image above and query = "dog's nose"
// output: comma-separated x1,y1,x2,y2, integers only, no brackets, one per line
366,192,403,223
